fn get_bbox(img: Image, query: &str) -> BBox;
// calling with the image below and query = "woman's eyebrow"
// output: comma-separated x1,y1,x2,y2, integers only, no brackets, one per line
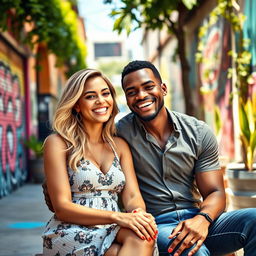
83,87,109,95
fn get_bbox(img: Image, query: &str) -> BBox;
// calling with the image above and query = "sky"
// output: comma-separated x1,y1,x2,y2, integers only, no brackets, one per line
77,0,143,60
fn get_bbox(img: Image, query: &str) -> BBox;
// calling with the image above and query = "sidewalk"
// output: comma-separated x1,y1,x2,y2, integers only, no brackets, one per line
0,183,52,256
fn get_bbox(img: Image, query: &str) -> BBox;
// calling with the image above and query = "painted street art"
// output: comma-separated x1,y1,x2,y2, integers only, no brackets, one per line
198,19,234,160
0,59,27,198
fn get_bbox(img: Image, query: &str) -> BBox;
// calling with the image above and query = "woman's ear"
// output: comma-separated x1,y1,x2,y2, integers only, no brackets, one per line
74,104,80,113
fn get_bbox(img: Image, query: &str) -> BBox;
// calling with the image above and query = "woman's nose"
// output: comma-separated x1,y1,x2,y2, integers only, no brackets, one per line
95,95,105,104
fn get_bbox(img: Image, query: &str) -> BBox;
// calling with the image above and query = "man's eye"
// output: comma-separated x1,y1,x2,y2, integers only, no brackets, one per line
126,91,136,96
145,85,154,90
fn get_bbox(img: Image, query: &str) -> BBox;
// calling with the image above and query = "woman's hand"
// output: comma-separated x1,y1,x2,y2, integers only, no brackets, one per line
112,209,158,242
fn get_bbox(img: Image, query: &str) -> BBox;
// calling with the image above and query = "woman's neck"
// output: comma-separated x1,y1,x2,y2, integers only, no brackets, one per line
83,122,104,144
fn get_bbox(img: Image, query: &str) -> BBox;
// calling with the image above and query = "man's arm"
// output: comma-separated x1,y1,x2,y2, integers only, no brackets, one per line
196,169,226,220
168,170,225,256
167,122,225,256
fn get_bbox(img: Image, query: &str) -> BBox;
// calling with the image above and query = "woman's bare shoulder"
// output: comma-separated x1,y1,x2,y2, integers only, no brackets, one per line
113,136,130,156
44,134,67,149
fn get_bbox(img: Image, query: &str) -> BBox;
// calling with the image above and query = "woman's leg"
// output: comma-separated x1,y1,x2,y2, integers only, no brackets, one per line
116,227,155,256
104,243,121,256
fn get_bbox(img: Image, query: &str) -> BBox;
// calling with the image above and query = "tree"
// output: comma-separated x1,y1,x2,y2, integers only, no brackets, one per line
104,0,200,116
0,0,87,76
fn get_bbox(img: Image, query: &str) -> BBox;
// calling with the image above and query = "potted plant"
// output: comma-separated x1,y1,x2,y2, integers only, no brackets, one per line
24,135,44,183
197,0,256,209
223,1,256,210
226,84,256,209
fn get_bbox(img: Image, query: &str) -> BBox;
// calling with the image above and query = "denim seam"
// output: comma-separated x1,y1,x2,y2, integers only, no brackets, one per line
207,231,247,240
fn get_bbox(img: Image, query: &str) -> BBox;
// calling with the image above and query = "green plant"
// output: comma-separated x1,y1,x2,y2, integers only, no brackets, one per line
0,0,86,76
24,135,43,159
196,0,256,171
104,0,200,116
239,93,256,171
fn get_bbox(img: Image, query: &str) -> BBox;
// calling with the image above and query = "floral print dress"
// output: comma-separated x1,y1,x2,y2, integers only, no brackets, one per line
42,145,126,256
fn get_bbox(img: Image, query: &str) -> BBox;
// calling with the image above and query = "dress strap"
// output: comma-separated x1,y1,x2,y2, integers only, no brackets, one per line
107,140,119,160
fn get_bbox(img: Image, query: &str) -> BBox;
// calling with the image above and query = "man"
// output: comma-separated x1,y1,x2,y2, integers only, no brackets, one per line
116,60,256,256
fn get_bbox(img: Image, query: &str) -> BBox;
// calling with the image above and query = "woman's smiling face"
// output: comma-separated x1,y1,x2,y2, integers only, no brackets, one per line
75,76,114,124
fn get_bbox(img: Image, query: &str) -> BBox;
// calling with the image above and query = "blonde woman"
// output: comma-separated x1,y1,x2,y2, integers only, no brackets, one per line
42,69,158,256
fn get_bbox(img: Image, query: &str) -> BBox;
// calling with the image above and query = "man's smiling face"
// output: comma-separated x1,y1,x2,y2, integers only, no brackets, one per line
122,68,167,121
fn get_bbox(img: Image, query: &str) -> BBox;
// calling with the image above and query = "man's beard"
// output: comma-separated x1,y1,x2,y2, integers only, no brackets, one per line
132,99,164,122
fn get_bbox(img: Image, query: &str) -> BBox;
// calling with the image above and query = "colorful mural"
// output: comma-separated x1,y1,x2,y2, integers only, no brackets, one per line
198,19,234,159
0,56,27,198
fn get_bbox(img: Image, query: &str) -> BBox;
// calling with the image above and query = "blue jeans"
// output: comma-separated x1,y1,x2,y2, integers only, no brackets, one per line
155,208,256,256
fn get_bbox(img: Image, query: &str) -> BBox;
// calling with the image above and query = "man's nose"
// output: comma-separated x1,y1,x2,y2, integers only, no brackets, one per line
136,90,148,100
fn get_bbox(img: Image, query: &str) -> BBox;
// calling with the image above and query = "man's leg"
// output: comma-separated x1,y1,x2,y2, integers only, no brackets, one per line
156,210,210,256
205,208,256,256
157,224,210,256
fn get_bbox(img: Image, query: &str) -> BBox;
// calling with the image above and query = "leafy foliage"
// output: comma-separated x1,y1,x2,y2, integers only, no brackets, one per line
104,0,200,116
0,0,86,76
24,135,43,159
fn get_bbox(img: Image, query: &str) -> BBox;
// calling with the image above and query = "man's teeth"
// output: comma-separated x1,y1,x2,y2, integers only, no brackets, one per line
138,102,153,108
94,107,107,113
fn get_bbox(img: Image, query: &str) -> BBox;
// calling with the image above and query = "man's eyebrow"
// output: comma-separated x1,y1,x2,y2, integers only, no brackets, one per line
83,87,109,95
125,80,155,92
141,80,155,86
125,86,135,93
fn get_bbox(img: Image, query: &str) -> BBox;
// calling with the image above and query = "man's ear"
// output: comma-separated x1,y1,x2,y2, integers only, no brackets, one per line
161,83,167,96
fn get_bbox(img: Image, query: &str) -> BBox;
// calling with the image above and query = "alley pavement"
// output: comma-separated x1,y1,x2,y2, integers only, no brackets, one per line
0,183,52,256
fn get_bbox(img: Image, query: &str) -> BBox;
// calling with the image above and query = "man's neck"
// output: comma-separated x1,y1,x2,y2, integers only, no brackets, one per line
141,108,173,149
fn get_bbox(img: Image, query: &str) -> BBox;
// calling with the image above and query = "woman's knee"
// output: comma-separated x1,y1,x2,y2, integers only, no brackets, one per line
117,228,155,249
104,243,121,256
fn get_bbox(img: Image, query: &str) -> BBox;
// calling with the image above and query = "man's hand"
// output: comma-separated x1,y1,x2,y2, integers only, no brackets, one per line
167,215,211,256
42,181,54,212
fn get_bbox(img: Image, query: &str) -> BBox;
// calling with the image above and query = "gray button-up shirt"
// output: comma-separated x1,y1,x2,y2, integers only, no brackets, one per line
116,109,220,217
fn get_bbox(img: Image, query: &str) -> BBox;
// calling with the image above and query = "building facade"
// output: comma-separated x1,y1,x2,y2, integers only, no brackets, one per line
0,2,87,197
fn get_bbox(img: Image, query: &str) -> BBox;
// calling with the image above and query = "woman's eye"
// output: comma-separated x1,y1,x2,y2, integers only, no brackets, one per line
85,95,95,99
103,92,111,97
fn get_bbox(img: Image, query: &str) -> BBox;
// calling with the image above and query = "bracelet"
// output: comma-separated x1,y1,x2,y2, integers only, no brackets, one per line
197,212,213,224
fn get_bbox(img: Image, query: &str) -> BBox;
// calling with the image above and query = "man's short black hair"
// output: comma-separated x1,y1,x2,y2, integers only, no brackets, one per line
121,60,162,87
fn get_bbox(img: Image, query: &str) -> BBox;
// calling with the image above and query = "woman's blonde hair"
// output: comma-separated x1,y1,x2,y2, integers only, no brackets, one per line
53,69,119,171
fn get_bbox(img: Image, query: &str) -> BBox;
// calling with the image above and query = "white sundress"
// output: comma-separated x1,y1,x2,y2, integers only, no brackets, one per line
42,145,126,256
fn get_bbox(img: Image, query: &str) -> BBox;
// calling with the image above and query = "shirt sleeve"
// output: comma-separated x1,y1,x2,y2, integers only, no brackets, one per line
194,122,220,172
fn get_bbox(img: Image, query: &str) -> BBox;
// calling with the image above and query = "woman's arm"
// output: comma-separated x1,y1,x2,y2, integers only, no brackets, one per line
44,134,121,225
44,134,157,241
113,137,158,240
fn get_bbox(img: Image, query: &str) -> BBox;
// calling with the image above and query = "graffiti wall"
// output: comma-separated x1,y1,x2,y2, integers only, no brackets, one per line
198,18,234,160
0,42,27,197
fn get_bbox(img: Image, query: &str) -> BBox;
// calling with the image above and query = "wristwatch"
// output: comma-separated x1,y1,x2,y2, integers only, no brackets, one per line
197,212,213,224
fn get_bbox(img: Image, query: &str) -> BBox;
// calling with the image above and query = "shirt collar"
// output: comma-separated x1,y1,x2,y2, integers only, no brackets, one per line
134,108,181,136
166,109,181,132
